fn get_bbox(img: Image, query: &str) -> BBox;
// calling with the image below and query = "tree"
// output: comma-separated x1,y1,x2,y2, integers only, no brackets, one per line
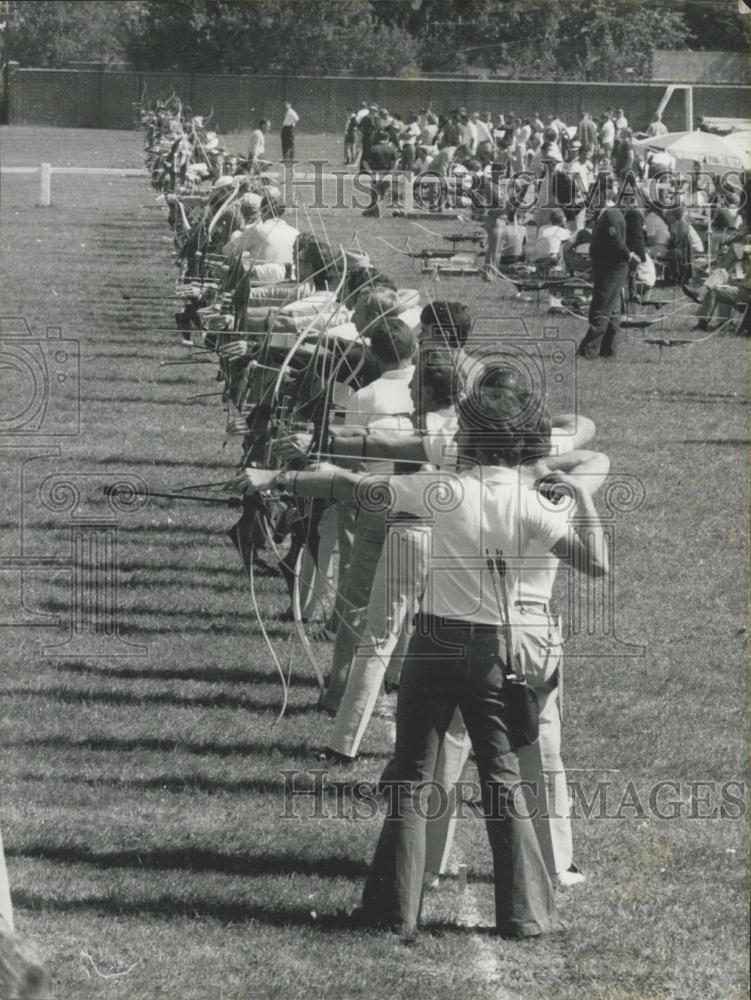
2,0,133,67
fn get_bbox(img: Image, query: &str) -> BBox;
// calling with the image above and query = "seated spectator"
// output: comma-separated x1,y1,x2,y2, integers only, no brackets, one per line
500,207,527,262
562,221,593,275
645,205,671,255
531,208,571,267
665,206,698,284
683,236,750,332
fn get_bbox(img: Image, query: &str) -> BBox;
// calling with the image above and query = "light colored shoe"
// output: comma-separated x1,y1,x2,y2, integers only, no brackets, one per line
556,865,586,889
423,870,440,891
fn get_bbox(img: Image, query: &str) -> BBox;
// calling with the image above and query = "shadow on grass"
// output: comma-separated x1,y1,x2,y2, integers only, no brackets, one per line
7,734,386,761
56,661,319,689
8,686,320,714
16,772,297,795
9,845,369,880
12,889,336,928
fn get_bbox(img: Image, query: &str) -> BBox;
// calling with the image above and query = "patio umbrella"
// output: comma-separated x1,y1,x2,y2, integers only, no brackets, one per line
637,130,751,171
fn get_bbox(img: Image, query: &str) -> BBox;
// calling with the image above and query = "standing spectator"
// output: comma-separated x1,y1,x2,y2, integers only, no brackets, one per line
355,100,370,124
362,125,397,217
614,108,628,130
567,141,595,193
280,101,299,160
614,130,635,183
420,112,439,147
578,207,641,359
646,112,668,137
458,113,478,155
358,105,379,169
599,112,615,159
248,119,270,166
471,110,495,150
578,111,597,151
344,108,358,165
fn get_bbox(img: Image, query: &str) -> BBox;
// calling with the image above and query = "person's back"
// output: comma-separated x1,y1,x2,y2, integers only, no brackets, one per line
235,215,299,265
501,217,526,261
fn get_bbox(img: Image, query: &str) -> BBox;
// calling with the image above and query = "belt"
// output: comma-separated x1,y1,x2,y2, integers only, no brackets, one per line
418,613,505,636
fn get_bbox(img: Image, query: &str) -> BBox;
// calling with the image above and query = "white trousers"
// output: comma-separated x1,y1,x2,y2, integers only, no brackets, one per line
328,523,431,758
0,825,13,932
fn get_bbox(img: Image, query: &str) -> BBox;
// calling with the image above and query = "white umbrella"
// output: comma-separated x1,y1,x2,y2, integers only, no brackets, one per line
720,130,751,171
637,130,750,171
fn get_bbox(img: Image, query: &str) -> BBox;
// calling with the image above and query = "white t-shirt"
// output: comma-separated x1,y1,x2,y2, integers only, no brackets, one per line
600,120,615,145
346,366,415,475
248,129,266,156
386,465,570,623
229,217,299,265
532,224,571,261
282,108,299,127
473,119,495,146
421,408,459,469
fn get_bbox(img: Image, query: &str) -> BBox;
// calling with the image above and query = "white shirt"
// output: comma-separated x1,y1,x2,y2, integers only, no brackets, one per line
567,158,594,191
387,465,570,623
422,408,459,469
459,121,478,151
532,224,571,261
248,129,266,156
229,217,299,265
647,120,668,137
282,108,299,127
600,119,615,145
356,107,370,123
346,366,415,475
473,119,495,146
345,366,415,427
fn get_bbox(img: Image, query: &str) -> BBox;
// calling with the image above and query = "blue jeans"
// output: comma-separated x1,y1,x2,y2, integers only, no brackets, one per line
361,619,559,936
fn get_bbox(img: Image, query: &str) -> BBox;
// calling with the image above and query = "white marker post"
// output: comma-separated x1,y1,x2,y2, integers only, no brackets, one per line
39,162,52,206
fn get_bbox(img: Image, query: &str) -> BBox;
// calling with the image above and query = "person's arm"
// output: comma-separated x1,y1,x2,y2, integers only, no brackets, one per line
550,413,596,449
547,473,609,577
539,449,610,496
227,462,392,507
273,425,428,464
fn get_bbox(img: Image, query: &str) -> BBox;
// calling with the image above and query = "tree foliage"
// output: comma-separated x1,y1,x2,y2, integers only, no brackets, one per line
1,0,132,67
1,0,745,80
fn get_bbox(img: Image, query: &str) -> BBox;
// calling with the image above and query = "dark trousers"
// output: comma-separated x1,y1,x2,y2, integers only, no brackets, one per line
361,621,558,937
578,262,629,358
281,126,295,160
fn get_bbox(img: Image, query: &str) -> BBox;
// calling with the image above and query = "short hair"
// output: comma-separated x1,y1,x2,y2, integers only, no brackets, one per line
357,287,400,326
260,191,283,219
549,208,566,227
457,373,551,467
418,347,459,407
419,300,471,348
346,265,396,302
258,119,269,128
369,317,417,367
294,234,337,290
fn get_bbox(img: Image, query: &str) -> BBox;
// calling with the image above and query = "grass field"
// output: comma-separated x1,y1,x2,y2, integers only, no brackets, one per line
0,125,748,1000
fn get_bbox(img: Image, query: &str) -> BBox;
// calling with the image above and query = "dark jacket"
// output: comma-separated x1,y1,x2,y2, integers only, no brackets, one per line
590,208,631,270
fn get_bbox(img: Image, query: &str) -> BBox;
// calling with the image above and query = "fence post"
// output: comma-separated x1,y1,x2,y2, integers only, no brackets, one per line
39,163,52,206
